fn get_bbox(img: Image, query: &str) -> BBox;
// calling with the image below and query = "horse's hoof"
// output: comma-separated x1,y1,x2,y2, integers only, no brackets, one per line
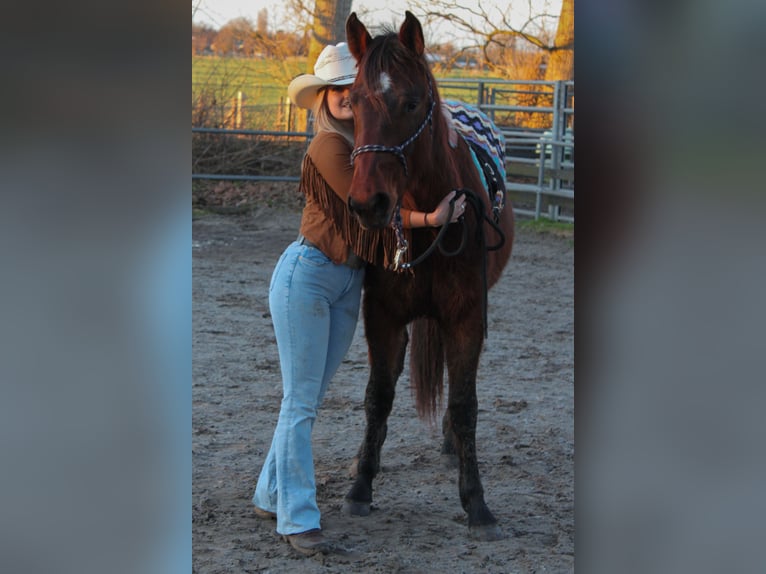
469,523,504,541
440,453,459,469
342,499,371,517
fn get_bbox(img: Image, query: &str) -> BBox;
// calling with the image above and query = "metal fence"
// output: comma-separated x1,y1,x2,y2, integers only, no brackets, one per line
192,78,573,222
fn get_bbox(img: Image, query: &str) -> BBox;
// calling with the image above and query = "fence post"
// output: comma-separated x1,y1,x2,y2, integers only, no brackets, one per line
552,82,563,149
235,91,243,129
549,81,567,216
536,141,547,221
286,97,292,132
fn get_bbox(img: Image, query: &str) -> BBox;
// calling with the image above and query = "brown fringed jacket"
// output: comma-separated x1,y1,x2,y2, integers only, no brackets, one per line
298,131,415,269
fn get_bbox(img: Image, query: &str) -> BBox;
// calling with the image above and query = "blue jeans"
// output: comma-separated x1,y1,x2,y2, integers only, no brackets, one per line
253,240,364,535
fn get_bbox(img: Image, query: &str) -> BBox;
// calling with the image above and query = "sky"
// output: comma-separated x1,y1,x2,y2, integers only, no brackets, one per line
192,0,562,46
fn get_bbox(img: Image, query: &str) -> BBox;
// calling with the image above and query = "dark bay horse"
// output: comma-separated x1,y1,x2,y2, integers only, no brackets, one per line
343,11,515,541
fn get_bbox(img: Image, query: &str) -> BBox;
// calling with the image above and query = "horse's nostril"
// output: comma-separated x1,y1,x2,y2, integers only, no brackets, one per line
370,193,389,217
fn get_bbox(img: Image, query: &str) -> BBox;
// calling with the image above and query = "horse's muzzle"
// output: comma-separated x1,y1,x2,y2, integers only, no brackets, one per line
347,192,392,229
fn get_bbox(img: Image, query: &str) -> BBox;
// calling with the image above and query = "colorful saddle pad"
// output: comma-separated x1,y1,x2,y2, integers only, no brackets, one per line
444,100,506,183
443,99,507,214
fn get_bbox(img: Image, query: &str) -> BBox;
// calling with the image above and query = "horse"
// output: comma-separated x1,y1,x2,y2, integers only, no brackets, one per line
342,11,515,541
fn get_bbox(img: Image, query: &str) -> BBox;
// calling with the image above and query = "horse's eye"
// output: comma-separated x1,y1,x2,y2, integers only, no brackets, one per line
405,100,419,113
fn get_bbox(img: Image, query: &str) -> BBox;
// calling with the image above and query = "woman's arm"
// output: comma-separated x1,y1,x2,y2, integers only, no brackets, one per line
401,190,466,228
309,133,355,199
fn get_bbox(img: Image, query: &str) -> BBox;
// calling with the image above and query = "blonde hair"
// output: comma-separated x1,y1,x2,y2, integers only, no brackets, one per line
311,90,354,146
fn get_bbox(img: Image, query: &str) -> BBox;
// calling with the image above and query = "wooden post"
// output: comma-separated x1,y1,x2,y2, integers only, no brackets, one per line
235,91,243,129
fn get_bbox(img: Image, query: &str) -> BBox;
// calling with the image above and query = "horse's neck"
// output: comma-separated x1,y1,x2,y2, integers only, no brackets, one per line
408,119,456,208
408,168,449,209
409,142,464,209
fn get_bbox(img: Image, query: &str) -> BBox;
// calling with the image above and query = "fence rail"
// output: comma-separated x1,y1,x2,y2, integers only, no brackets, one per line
192,79,573,222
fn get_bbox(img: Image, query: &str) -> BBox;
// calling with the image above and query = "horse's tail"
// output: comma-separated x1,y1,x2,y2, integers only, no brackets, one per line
409,318,444,421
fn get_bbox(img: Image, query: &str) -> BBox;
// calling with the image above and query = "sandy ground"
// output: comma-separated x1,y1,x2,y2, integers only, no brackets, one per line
192,205,574,573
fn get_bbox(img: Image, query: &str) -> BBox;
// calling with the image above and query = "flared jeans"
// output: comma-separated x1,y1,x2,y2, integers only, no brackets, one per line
253,240,364,535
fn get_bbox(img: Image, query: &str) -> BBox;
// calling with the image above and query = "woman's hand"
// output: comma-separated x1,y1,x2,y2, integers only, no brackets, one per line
429,190,466,226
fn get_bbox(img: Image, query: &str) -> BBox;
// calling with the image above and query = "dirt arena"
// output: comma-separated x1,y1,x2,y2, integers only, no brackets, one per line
192,201,573,573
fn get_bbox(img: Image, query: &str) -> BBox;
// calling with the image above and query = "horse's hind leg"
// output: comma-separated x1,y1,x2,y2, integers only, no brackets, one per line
445,331,504,541
343,319,408,516
440,409,459,468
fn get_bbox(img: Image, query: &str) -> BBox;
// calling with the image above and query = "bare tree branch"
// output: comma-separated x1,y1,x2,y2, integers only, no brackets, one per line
406,0,570,81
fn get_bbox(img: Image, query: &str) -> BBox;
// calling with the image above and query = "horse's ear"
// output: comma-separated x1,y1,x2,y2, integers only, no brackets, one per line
346,12,371,62
398,10,425,56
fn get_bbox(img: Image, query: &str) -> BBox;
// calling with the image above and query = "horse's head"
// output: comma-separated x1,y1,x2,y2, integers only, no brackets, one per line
345,11,438,229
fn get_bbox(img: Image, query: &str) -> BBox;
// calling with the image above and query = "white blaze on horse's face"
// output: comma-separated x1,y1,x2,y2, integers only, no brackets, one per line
379,72,392,94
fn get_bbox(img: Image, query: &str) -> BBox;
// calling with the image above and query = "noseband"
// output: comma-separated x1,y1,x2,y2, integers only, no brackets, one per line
350,82,435,176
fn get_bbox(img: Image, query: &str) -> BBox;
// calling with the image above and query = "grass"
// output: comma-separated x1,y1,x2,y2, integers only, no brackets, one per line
517,217,574,239
192,56,306,122
193,56,305,94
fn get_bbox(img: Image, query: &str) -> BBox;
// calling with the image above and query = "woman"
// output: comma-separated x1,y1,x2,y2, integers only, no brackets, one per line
252,42,464,556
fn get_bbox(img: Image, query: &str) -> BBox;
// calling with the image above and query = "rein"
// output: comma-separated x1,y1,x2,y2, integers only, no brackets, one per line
350,82,436,176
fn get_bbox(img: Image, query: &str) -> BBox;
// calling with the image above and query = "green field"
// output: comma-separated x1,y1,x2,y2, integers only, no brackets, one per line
193,56,306,106
192,55,504,107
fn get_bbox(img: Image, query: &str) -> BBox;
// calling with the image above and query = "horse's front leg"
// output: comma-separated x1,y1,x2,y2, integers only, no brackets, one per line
445,322,504,541
343,305,408,517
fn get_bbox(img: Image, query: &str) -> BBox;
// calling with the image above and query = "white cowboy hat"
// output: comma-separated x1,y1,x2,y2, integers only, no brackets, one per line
288,42,358,110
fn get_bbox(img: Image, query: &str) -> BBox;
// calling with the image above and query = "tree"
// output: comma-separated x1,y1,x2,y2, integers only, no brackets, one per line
544,0,573,81
257,9,269,36
408,0,572,130
215,17,256,56
192,23,217,55
306,0,352,73
278,0,353,129
411,0,570,80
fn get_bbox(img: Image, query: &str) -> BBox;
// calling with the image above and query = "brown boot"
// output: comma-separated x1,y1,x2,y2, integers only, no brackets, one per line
253,506,276,520
282,529,330,556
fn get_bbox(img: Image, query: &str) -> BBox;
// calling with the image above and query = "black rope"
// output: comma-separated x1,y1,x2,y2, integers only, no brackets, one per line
458,188,505,338
400,199,459,269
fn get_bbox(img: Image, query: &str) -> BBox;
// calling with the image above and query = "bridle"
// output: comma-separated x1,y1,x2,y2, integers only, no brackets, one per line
349,82,435,177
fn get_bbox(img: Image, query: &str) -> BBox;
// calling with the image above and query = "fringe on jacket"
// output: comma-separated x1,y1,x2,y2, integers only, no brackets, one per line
301,155,413,271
